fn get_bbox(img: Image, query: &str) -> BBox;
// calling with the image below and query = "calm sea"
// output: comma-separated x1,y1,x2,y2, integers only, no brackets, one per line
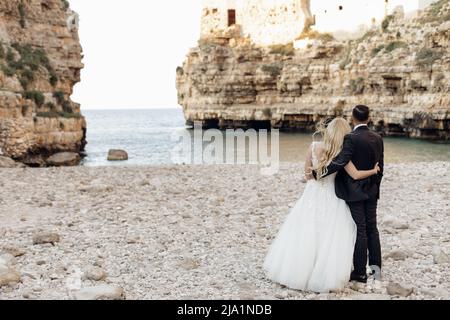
82,108,450,166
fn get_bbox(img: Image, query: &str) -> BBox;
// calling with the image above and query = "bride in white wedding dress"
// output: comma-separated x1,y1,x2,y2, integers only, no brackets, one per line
263,118,380,293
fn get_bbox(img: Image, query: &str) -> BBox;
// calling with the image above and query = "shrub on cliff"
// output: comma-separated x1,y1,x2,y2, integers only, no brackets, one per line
61,0,70,10
53,91,65,104
415,48,443,67
371,45,385,57
349,78,365,95
381,15,394,32
12,44,51,71
18,2,26,29
1,64,15,77
269,43,295,56
1,43,55,89
36,111,81,119
385,41,407,53
49,73,58,87
24,90,45,107
261,65,281,78
420,0,450,23
62,100,74,114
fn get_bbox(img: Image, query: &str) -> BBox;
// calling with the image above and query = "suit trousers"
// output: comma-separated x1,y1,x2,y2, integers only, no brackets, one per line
348,198,382,276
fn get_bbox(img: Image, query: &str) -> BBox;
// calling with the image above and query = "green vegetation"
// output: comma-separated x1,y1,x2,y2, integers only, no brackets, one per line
53,91,65,104
381,15,394,32
1,64,15,77
49,73,58,87
419,0,450,23
415,48,444,66
53,91,74,114
62,100,73,114
176,66,184,76
45,102,57,111
0,43,4,59
339,45,352,70
428,0,448,15
24,90,45,107
297,30,335,43
261,65,281,77
385,41,407,53
18,2,26,29
11,43,52,71
0,42,58,90
269,43,295,56
6,48,15,64
371,44,385,57
349,77,365,95
36,111,82,119
61,0,70,10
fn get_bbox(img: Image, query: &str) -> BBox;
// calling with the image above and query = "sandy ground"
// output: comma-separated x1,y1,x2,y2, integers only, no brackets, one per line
0,162,449,300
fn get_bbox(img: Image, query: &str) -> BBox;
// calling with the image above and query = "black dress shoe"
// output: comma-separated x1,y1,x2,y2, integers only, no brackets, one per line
350,272,368,283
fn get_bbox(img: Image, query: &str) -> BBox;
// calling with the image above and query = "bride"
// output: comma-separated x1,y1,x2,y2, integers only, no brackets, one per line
263,118,380,293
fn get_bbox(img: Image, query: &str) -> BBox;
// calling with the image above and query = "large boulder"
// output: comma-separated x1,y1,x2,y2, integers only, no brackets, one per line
107,149,128,161
0,253,21,287
0,156,25,168
74,285,125,300
387,282,414,297
32,232,60,245
432,247,449,264
46,152,81,166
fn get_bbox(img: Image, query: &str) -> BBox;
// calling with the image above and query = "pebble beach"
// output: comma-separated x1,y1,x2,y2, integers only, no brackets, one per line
0,162,449,300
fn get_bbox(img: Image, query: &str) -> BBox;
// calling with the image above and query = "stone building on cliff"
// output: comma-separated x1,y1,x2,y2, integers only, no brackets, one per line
200,0,439,45
177,0,449,139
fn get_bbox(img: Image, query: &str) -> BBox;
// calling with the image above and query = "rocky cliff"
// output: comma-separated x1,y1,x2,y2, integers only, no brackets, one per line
177,1,450,140
0,0,85,166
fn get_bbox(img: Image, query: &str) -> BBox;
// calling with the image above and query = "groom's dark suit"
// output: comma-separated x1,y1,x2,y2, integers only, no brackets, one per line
324,125,384,276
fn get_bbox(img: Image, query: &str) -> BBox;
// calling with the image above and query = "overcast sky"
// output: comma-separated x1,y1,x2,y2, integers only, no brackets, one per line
70,0,428,110
70,0,202,110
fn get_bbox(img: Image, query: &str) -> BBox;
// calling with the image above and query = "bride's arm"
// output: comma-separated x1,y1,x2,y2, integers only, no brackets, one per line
345,161,380,180
304,144,314,180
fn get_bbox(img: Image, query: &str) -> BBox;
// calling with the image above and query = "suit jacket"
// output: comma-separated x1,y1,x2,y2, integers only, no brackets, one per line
323,126,384,203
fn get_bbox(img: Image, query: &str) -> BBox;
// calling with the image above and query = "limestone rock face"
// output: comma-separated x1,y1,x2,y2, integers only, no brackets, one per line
177,1,450,140
0,155,25,167
46,152,80,166
0,0,86,166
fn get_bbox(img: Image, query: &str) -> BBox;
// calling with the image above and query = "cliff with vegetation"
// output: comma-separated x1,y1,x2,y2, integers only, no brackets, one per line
0,0,85,166
177,1,450,140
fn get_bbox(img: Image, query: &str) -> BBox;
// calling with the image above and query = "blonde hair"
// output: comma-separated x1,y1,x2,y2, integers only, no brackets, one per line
314,118,352,179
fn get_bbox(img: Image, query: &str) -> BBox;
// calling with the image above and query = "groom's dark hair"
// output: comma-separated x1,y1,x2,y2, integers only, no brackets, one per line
353,105,370,122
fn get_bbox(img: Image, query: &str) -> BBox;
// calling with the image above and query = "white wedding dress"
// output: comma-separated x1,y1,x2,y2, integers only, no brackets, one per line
264,142,357,293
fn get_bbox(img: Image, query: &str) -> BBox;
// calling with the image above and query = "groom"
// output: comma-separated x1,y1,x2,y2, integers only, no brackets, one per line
315,105,384,283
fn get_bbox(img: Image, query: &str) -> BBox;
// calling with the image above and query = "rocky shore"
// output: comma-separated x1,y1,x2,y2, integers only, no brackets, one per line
0,162,449,300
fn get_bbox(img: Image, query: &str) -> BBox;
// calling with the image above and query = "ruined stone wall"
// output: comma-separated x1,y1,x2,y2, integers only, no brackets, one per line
201,0,306,45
